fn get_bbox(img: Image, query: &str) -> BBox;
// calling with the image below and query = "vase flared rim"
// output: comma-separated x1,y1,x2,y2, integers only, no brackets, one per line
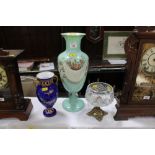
36,71,54,80
61,32,85,36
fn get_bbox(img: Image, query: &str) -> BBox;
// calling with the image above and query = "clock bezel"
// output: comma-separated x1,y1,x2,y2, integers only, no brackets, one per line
140,47,155,75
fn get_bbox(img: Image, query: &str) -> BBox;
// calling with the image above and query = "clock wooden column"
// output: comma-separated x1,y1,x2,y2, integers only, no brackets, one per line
0,49,33,121
114,28,155,120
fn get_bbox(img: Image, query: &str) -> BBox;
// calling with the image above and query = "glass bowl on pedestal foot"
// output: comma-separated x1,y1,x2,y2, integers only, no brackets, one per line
85,82,114,121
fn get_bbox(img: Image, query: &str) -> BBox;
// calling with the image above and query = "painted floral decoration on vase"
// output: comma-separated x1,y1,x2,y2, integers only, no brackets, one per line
58,32,89,112
36,71,58,117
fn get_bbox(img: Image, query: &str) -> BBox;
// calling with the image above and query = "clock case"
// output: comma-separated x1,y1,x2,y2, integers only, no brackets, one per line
0,50,33,121
114,30,155,120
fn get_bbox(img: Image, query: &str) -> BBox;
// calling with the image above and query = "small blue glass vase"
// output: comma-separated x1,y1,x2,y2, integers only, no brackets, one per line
36,71,58,117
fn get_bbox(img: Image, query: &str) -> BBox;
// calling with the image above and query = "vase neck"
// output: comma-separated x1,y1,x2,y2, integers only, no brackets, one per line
62,33,85,52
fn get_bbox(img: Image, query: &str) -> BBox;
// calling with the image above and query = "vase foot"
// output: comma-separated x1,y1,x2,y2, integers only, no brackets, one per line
62,98,85,112
43,108,56,117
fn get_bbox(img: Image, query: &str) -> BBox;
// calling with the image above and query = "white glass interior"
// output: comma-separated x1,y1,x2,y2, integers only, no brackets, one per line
36,71,54,80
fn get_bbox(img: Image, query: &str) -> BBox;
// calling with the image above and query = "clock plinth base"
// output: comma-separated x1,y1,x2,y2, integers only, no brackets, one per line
114,103,155,120
0,98,33,121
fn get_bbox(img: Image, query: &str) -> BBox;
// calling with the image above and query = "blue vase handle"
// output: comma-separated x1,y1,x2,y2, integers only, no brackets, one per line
52,75,58,84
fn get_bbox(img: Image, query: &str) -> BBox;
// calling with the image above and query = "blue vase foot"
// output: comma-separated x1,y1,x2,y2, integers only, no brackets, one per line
62,98,85,112
43,108,56,117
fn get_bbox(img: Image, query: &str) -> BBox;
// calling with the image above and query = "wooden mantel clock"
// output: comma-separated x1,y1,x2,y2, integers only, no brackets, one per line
114,28,155,120
0,49,33,120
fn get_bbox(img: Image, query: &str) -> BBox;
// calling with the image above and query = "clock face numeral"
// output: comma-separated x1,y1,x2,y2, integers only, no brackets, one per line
0,66,8,89
141,47,155,74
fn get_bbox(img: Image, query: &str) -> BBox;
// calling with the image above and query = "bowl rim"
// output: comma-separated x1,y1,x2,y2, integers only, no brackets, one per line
87,82,113,94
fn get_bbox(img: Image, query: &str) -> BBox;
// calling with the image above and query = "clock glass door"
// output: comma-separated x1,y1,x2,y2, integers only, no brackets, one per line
132,43,155,102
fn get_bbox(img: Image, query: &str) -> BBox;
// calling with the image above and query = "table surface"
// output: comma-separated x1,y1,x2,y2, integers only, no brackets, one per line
1,97,155,129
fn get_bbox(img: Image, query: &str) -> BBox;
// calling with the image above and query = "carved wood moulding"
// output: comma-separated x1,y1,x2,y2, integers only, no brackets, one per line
86,26,104,43
134,26,155,32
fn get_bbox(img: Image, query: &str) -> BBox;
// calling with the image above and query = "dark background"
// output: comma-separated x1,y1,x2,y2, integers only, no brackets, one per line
0,26,135,96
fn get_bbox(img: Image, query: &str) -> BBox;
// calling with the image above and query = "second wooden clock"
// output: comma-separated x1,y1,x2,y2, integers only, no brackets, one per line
114,28,155,120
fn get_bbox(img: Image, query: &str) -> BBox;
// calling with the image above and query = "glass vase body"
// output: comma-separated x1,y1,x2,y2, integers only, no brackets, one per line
58,33,89,112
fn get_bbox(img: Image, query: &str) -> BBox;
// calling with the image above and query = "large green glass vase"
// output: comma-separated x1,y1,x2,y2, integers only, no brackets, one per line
58,32,89,112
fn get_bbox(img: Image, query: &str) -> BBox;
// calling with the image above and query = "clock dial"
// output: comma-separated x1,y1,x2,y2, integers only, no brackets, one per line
141,47,155,75
0,66,8,89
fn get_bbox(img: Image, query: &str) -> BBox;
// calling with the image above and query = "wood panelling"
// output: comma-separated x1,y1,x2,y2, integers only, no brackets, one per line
0,26,134,61
0,26,62,60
